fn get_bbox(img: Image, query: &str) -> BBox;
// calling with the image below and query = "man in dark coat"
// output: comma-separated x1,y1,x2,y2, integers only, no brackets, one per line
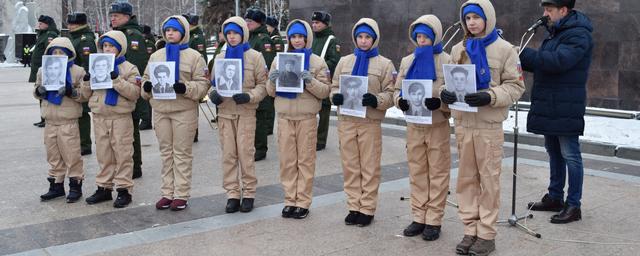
520,0,593,224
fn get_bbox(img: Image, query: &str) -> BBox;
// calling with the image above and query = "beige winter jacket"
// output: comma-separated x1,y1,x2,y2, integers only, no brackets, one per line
394,15,452,127
34,37,88,125
84,30,141,119
266,19,331,120
141,15,210,114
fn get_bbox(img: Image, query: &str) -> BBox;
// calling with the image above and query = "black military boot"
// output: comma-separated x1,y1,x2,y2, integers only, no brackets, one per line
85,187,113,204
225,198,240,213
403,221,426,237
240,198,254,212
113,188,132,208
422,225,441,241
550,204,581,224
66,177,83,203
40,177,65,201
527,193,564,212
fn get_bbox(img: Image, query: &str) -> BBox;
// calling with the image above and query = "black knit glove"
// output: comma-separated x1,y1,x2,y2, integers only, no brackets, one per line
331,93,344,106
232,93,251,104
424,98,441,110
362,93,378,108
173,82,186,94
83,73,90,81
143,81,152,93
209,90,223,105
110,71,118,80
398,98,409,111
464,92,491,107
440,90,457,105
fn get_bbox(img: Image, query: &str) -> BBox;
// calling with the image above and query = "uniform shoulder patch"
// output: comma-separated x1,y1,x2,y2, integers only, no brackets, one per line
131,41,139,51
264,43,272,52
336,44,341,53
83,46,91,56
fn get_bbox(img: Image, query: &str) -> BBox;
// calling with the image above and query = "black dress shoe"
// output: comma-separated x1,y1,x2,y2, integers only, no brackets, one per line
132,168,142,179
36,121,46,128
356,214,374,227
422,225,441,241
550,205,581,224
316,144,326,151
292,207,309,219
528,193,564,212
345,211,360,225
81,149,92,156
240,198,254,212
282,206,297,218
403,221,426,236
225,198,240,213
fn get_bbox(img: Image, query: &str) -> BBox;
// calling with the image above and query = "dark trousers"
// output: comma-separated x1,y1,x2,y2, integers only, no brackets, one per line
545,135,584,207
316,98,331,146
79,103,92,151
254,96,273,157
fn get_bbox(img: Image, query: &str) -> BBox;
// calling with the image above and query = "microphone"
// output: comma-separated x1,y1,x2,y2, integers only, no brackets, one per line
527,16,549,32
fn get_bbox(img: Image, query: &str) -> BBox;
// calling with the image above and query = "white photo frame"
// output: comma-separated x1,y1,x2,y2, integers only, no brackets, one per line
149,61,177,100
443,64,478,112
402,79,433,124
276,52,304,93
214,58,243,97
89,53,115,89
42,55,68,91
339,75,368,118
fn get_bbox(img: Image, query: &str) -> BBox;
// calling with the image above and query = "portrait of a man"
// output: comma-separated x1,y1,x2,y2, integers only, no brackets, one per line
279,59,300,87
450,66,470,103
339,75,367,118
276,52,304,93
152,64,174,94
217,61,240,91
90,55,112,85
43,56,66,89
407,82,430,117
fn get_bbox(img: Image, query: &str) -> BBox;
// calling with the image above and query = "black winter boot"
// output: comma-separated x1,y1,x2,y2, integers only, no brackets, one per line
66,177,83,203
40,177,65,201
85,187,113,204
113,188,132,208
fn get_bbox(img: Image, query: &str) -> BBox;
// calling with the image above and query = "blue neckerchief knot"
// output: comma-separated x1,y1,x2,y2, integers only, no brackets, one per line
465,29,499,90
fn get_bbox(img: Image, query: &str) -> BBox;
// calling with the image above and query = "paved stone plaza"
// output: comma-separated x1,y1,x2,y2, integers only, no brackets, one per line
1,67,639,255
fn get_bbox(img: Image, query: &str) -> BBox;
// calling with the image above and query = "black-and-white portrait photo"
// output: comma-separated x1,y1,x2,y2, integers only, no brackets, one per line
443,64,478,112
214,59,242,97
149,61,176,100
276,52,304,93
42,55,68,91
339,75,368,118
89,53,115,89
402,79,433,124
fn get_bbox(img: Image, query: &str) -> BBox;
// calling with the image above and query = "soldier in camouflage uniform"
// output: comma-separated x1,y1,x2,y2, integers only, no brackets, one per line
183,13,208,143
67,12,97,155
109,1,150,179
245,8,275,161
30,15,59,128
311,11,341,151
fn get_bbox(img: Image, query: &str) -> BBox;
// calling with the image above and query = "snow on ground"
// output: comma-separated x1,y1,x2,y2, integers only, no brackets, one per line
0,62,23,68
347,106,640,148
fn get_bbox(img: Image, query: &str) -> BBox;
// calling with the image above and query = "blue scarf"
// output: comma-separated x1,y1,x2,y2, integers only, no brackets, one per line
465,29,499,90
104,56,126,106
351,47,379,76
44,47,73,105
276,47,312,99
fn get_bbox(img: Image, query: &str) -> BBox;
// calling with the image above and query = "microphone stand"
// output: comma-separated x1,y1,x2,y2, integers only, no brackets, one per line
442,22,462,50
495,26,542,239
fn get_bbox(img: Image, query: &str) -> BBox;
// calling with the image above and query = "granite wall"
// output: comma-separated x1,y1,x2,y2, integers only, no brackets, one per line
290,0,640,111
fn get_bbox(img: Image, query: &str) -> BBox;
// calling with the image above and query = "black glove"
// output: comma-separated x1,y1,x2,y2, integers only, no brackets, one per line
424,98,441,110
143,81,152,92
398,98,409,111
110,71,118,80
331,93,344,106
35,86,47,97
173,82,186,94
83,73,90,81
440,90,457,104
209,90,223,105
232,93,251,104
464,92,492,107
362,93,378,108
